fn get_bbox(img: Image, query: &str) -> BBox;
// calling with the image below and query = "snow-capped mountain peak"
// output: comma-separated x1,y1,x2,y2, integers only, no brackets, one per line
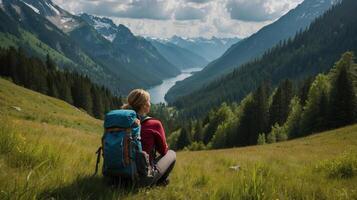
17,0,80,32
166,35,240,61
79,13,119,42
79,13,137,43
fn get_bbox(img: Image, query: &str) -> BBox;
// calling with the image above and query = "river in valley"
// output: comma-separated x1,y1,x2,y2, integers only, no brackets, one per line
148,67,202,104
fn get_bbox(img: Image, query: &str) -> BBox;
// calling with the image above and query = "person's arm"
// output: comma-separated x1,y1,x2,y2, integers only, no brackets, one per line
153,121,169,155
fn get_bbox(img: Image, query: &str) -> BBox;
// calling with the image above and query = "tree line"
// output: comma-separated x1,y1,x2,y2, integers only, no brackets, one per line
0,47,122,119
171,52,357,150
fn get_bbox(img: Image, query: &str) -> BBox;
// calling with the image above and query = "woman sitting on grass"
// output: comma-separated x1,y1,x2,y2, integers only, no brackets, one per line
122,89,176,186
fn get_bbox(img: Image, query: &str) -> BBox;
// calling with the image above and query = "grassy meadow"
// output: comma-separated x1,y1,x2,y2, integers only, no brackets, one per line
0,77,357,200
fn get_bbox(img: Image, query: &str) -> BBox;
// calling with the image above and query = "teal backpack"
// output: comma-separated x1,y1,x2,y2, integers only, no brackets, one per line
94,109,151,182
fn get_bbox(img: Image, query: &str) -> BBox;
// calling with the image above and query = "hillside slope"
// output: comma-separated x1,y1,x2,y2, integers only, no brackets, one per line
0,0,180,94
0,77,356,199
166,0,336,103
170,0,357,118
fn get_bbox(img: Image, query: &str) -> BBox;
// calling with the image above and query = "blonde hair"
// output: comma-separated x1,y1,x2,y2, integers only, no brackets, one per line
122,89,150,112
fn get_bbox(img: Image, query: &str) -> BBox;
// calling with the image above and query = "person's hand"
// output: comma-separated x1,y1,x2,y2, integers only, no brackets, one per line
134,118,141,126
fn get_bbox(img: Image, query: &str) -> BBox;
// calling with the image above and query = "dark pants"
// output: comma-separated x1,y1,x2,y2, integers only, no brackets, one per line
107,150,176,187
153,150,176,185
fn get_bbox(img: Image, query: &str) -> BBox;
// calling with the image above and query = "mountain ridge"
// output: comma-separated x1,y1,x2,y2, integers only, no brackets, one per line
166,0,337,103
0,0,180,94
170,0,357,118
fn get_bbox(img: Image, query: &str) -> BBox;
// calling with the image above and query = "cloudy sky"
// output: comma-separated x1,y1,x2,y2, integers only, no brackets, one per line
53,0,303,39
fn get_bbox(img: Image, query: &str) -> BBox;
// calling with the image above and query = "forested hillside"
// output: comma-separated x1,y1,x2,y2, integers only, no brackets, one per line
0,47,122,119
171,0,357,119
171,52,356,151
0,0,180,94
166,0,337,103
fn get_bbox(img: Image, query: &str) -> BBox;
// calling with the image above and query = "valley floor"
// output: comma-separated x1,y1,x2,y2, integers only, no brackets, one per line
0,78,356,199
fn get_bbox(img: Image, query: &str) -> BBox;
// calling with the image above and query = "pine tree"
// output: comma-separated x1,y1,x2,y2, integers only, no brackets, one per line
72,77,93,115
329,59,357,127
7,47,19,83
47,76,59,98
298,77,314,106
193,120,203,142
46,54,56,71
57,74,73,104
250,83,270,144
269,79,293,127
299,74,330,135
176,127,191,150
91,86,104,119
202,103,232,144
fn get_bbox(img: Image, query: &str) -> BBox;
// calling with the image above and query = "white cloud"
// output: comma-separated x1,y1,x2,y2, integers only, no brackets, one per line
226,0,301,22
53,0,303,38
174,4,209,20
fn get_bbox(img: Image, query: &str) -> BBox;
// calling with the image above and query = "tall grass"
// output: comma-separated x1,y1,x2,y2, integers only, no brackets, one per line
0,118,60,169
316,151,357,179
0,78,357,199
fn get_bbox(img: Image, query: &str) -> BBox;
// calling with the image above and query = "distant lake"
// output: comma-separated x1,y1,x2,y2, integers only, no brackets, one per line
148,67,203,104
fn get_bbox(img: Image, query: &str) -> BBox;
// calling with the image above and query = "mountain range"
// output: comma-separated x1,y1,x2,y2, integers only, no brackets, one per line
0,0,242,95
148,36,240,70
167,36,240,62
0,0,181,94
166,0,338,103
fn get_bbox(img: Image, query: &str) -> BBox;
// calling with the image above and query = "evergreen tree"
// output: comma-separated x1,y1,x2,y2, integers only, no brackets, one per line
193,120,203,142
298,77,314,106
299,74,330,135
7,47,19,83
315,91,329,131
57,74,73,104
250,83,270,144
176,127,191,150
46,54,56,71
71,77,93,115
47,76,59,98
284,97,303,138
329,53,357,127
269,79,293,127
202,103,232,144
91,86,104,119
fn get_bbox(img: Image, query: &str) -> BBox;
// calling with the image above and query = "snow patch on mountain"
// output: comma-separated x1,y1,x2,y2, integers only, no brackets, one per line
83,14,118,42
47,14,79,33
45,1,60,16
93,20,111,29
103,34,116,42
60,17,72,24
22,1,40,14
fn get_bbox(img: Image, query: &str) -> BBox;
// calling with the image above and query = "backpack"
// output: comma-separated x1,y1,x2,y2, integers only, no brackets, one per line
94,109,152,183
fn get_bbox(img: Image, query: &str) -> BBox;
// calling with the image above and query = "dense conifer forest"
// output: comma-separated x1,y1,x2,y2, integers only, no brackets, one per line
172,52,357,150
0,47,122,119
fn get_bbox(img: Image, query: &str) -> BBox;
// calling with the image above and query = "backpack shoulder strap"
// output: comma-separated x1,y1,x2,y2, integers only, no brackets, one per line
140,116,153,124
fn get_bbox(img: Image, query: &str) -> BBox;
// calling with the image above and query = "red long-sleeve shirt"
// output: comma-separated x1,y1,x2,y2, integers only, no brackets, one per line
140,119,168,162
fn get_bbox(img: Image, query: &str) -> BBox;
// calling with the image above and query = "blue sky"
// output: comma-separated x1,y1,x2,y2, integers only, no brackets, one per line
53,0,303,39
